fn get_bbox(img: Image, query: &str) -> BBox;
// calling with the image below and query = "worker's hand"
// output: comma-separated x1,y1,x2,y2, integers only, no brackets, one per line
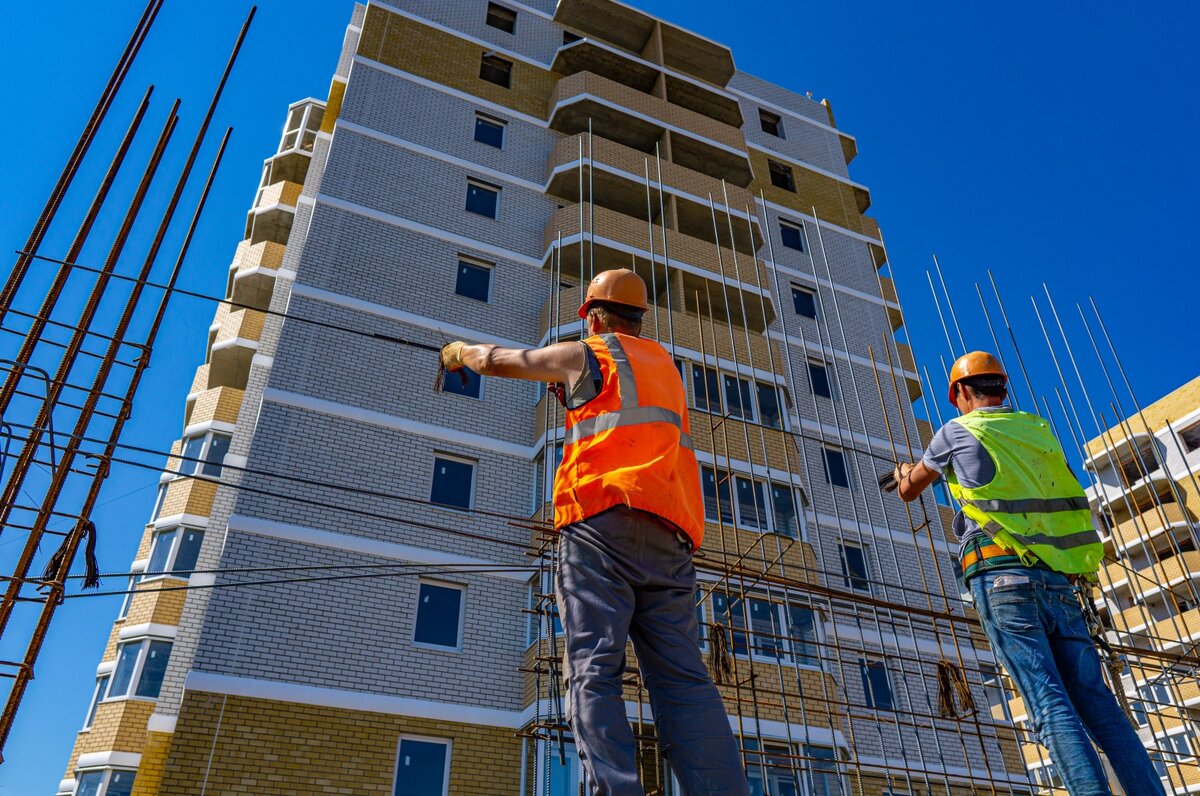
893,462,914,486
440,341,467,372
548,382,566,407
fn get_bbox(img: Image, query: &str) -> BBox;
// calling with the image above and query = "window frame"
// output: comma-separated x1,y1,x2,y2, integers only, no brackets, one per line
479,52,514,88
823,446,851,489
454,256,494,302
779,219,806,252
465,178,502,219
472,112,506,149
710,591,821,669
1179,421,1200,453
840,543,871,593
484,2,517,34
807,359,834,400
141,525,205,582
858,658,894,710
430,454,477,511
173,429,232,478
412,580,467,652
104,637,173,702
83,673,111,730
393,734,453,796
74,768,138,796
791,284,818,319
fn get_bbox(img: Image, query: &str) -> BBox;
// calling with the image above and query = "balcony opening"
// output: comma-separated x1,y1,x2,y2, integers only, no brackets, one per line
480,53,513,88
759,109,783,138
768,159,796,192
486,2,517,34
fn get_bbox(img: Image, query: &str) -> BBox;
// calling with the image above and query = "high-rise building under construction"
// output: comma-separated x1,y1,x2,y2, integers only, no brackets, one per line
55,2,1038,794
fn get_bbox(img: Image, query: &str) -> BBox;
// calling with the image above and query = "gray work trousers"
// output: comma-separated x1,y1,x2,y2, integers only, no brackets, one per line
556,506,750,796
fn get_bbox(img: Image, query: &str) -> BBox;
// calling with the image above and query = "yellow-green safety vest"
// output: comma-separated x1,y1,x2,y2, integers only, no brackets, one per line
946,410,1103,577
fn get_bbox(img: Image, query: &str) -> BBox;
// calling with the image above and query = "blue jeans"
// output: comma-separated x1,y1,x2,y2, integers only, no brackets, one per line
971,567,1166,796
557,506,749,796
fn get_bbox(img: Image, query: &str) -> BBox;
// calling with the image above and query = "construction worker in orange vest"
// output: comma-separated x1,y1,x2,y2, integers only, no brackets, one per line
890,351,1165,796
441,269,749,796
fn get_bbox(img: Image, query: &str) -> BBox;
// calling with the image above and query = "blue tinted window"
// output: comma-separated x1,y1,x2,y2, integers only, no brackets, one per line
780,221,806,251
735,476,767,530
414,583,464,649
173,529,204,574
473,115,505,147
841,544,870,592
465,181,499,218
395,738,449,796
202,433,231,477
723,374,753,420
455,260,491,302
860,659,893,709
824,447,850,488
442,366,482,399
808,360,832,399
691,364,721,413
756,382,782,428
770,482,800,538
701,466,733,524
431,457,474,509
135,640,172,698
107,770,137,796
791,286,816,318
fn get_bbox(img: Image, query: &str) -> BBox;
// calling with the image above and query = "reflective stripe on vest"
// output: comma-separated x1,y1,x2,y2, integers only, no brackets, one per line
947,410,1103,577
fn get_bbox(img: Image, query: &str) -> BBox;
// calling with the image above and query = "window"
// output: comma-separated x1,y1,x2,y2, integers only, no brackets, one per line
278,102,324,154
546,741,582,796
823,447,850,488
713,593,819,666
768,159,795,192
431,456,474,510
76,770,137,796
779,220,806,252
533,443,564,507
107,638,172,700
83,674,110,729
770,482,803,539
485,2,517,33
743,740,840,796
735,476,768,530
759,109,783,137
701,466,734,525
980,663,1013,723
473,113,505,148
150,483,168,521
808,360,833,399
454,257,492,302
1180,421,1200,453
859,659,894,710
1133,680,1173,726
465,179,500,218
691,364,722,414
791,285,817,318
116,575,137,620
394,737,451,796
479,53,513,88
174,431,232,477
526,571,562,646
413,581,465,650
840,544,870,592
723,373,754,420
441,366,482,399
756,382,783,429
144,527,204,579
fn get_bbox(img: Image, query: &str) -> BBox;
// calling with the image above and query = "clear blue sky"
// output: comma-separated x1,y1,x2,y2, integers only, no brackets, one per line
0,1,1195,790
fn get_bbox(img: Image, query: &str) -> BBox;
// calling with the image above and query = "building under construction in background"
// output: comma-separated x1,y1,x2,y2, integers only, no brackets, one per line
42,1,1197,795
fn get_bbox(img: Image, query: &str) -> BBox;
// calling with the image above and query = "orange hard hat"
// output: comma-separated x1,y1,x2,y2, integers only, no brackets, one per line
577,268,649,319
947,351,1007,406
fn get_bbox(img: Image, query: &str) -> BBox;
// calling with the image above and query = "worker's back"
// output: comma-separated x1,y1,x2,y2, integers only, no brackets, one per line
553,332,704,546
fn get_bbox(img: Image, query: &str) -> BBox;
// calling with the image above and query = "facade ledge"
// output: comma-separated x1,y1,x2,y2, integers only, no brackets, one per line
75,750,142,769
117,622,177,641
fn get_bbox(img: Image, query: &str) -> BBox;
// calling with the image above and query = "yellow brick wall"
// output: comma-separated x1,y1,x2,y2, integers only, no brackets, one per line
358,6,556,120
130,730,173,796
153,692,522,795
64,699,156,776
1085,375,1200,457
748,149,878,239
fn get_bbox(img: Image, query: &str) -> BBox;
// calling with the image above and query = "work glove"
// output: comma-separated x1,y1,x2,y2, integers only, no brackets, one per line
434,341,470,393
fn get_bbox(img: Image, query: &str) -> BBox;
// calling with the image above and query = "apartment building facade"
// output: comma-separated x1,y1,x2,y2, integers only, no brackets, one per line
57,2,1032,794
1083,375,1200,794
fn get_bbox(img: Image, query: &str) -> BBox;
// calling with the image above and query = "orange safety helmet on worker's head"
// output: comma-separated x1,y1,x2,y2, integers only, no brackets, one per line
947,351,1007,406
577,268,650,319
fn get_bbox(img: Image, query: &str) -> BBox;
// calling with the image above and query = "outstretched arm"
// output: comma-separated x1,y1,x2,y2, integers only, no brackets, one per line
445,340,587,386
895,461,940,502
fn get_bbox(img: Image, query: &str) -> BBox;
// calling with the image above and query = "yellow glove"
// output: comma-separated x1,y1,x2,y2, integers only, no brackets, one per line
440,341,467,372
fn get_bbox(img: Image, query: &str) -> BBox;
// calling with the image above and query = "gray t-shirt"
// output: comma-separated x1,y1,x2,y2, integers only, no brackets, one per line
920,405,1013,558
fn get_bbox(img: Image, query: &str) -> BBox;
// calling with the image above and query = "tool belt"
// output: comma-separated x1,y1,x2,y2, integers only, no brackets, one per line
960,538,1052,583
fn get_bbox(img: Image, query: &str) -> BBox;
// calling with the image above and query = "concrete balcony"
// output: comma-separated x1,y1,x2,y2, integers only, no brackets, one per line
1090,468,1175,512
878,276,903,330
183,385,245,429
554,0,736,88
244,180,302,246
229,240,286,310
546,133,762,255
1108,502,1194,551
549,72,751,185
208,304,265,389
543,205,773,331
1101,550,1200,600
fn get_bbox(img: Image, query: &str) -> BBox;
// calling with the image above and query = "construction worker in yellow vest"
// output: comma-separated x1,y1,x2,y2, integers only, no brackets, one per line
891,351,1165,796
440,269,749,796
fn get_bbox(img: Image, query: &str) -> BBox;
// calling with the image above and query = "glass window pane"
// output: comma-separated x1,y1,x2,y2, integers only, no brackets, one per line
465,182,500,218
756,382,782,429
712,592,748,656
808,361,832,399
546,742,580,796
179,436,205,475
473,116,505,148
117,576,135,619
803,745,841,796
860,659,893,709
394,739,449,796
134,640,172,698
841,545,870,592
770,483,800,539
172,529,204,574
691,365,720,413
108,642,141,698
414,583,463,649
106,770,137,796
455,260,492,302
791,287,816,318
431,457,474,509
723,375,753,420
824,448,850,488
701,467,733,525
202,433,231,477
150,483,168,521
146,530,176,577
786,605,818,666
85,675,110,728
748,598,784,658
735,477,768,530
442,366,482,399
779,222,805,252
76,772,104,796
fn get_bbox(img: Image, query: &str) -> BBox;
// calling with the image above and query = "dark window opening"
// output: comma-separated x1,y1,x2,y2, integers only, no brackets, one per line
860,659,894,710
841,544,870,592
414,582,464,649
473,114,505,148
485,3,517,34
824,447,850,488
768,159,795,192
563,31,582,45
480,53,513,88
455,258,492,301
442,366,482,399
791,285,817,318
431,456,474,510
691,364,721,414
756,382,782,429
808,360,833,399
465,181,500,218
780,220,806,252
759,109,783,138
701,466,734,525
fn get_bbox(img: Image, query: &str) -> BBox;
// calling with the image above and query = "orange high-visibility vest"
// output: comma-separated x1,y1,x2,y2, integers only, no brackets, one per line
553,333,705,547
